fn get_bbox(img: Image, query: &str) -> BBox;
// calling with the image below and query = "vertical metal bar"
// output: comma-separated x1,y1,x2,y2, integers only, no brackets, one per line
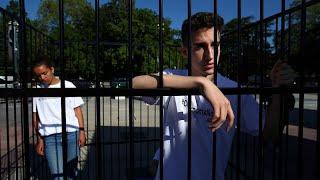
94,0,102,179
157,0,165,180
278,1,287,179
39,33,43,53
30,25,36,177
285,12,292,180
244,134,248,179
280,0,285,59
85,97,89,179
275,18,279,55
20,100,26,178
154,88,157,152
118,97,121,179
146,48,150,167
6,98,10,179
10,18,16,84
125,89,128,177
34,31,37,58
110,95,113,179
272,143,277,179
212,0,218,179
18,0,30,179
254,26,258,91
273,18,279,180
139,100,142,169
258,0,264,179
58,1,68,179
29,26,33,82
147,102,150,165
13,97,18,178
128,0,134,179
3,15,10,180
110,96,114,179
187,0,192,179
236,0,242,179
253,136,257,178
298,1,306,179
245,30,250,178
317,76,320,180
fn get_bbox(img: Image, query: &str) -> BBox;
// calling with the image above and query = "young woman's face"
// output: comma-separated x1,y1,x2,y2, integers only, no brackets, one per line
33,65,55,85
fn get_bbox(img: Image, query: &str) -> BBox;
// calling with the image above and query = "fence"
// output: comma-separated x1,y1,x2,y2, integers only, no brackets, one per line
0,0,319,180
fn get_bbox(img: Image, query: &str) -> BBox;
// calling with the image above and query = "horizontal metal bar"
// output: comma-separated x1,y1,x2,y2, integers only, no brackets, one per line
85,138,161,146
0,87,318,97
50,40,181,48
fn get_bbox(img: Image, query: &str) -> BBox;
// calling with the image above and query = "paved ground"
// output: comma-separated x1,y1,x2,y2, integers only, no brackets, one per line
0,94,318,179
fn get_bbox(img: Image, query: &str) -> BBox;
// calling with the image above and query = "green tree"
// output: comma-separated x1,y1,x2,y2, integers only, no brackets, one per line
99,0,182,78
35,0,182,80
282,0,320,75
221,16,274,84
35,0,96,80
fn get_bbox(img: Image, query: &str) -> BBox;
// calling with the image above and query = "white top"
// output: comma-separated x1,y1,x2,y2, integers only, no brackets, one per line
144,69,264,180
33,80,84,136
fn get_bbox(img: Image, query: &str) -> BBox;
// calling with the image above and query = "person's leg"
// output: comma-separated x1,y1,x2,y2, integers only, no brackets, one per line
66,131,79,179
44,134,64,180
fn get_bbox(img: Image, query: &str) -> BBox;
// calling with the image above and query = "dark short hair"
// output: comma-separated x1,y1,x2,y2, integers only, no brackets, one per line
33,55,54,69
181,12,224,47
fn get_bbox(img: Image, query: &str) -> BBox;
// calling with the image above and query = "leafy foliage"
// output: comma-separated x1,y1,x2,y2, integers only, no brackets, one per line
34,0,183,80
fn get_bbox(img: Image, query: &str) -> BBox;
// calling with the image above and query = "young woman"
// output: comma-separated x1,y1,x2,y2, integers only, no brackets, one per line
32,56,86,179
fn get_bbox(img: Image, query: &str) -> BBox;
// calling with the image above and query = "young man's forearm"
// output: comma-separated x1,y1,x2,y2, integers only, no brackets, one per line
132,74,208,89
133,74,235,131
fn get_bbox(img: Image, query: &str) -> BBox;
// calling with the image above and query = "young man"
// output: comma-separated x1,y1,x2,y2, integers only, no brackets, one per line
32,56,86,179
133,12,296,180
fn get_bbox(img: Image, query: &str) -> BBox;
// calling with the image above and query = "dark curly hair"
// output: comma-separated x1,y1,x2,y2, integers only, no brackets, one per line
181,12,224,47
33,55,54,69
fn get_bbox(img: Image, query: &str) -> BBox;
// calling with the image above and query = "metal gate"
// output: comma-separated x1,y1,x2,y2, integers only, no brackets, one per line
0,0,319,179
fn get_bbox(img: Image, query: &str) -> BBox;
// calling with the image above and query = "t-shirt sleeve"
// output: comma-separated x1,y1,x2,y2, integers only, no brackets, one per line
141,96,160,105
240,94,266,136
66,81,84,108
141,96,171,108
70,97,84,108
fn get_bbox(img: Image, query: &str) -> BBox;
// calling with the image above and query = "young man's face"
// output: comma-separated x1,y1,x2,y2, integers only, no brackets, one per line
182,27,220,79
33,65,55,85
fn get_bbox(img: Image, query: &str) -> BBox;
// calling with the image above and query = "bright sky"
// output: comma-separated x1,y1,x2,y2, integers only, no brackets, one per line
1,0,295,30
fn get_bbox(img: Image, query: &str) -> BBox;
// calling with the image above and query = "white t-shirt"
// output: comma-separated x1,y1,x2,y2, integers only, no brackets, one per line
33,80,84,136
144,69,264,180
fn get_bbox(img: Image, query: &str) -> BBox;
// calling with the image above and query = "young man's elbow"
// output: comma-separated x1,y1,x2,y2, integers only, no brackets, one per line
132,76,140,89
132,75,157,89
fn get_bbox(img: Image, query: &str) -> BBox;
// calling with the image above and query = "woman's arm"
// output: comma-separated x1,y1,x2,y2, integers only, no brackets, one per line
74,106,86,147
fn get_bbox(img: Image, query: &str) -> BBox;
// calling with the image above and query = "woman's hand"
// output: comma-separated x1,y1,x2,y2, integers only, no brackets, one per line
79,130,86,147
35,138,45,156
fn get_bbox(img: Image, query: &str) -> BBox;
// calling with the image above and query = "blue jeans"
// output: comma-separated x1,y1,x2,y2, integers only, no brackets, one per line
44,131,79,180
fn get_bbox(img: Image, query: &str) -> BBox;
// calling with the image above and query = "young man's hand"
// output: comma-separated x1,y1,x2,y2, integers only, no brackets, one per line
264,60,298,144
270,60,297,87
79,131,86,147
198,77,235,132
35,138,44,156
